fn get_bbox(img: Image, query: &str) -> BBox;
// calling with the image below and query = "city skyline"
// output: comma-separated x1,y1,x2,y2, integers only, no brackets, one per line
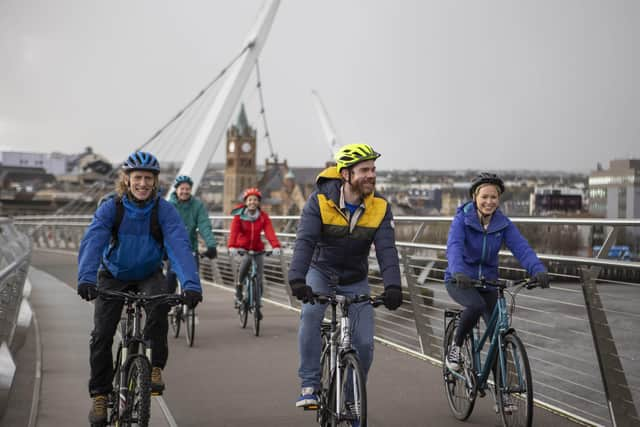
1,1,638,172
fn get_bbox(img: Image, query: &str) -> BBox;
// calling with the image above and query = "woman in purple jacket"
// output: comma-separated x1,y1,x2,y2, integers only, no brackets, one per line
444,173,549,371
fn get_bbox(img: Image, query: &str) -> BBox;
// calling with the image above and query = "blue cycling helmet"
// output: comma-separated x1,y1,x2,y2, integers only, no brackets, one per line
122,151,160,174
174,175,193,188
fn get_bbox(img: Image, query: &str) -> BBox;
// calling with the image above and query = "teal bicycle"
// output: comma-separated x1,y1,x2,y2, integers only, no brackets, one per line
442,277,541,427
237,250,271,336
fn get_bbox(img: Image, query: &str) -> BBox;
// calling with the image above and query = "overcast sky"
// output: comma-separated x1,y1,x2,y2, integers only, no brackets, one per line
1,0,638,172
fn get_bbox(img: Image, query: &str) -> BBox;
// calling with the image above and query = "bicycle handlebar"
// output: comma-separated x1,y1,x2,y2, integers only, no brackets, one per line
311,293,385,307
237,250,273,256
97,289,183,306
469,277,540,290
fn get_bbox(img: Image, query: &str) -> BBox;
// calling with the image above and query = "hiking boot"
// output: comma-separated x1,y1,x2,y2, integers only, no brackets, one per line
88,394,108,425
151,367,165,394
296,387,318,408
446,345,461,371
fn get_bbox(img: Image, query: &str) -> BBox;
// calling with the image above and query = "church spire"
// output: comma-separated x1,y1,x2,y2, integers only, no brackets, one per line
236,103,250,136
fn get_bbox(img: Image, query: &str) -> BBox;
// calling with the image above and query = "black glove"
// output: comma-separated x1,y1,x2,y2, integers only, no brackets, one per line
202,247,217,259
290,280,314,304
382,285,403,310
534,271,550,288
453,273,473,289
182,290,203,309
78,283,98,301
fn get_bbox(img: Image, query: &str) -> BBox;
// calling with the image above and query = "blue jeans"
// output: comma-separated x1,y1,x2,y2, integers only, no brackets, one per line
298,268,375,390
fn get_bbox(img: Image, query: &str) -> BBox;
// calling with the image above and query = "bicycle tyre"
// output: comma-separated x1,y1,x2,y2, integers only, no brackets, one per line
169,306,181,338
442,317,476,421
252,278,261,336
238,281,249,329
496,332,533,427
123,355,151,427
318,333,332,427
328,352,367,427
111,342,123,424
185,307,196,347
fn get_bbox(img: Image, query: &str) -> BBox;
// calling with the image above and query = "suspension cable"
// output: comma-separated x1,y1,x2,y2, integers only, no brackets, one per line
32,44,254,223
254,60,276,160
137,44,252,151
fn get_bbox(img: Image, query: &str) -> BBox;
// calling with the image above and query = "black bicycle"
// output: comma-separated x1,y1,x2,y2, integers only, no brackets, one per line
168,298,196,347
309,293,384,427
236,250,271,336
98,289,182,427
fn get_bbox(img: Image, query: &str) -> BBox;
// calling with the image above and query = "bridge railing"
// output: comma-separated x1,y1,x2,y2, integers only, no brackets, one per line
13,214,640,427
0,218,33,419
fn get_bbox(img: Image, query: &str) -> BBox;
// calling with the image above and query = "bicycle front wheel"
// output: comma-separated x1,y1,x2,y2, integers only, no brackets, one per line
329,352,367,427
442,317,476,420
252,278,261,336
169,306,181,338
496,332,533,427
318,332,332,426
238,284,248,329
185,307,196,347
124,355,151,427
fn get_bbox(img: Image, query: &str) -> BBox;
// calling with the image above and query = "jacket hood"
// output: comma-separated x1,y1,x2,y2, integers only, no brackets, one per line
458,201,510,233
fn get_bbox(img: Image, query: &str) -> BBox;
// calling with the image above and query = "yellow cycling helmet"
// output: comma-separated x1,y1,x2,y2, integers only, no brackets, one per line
335,143,381,173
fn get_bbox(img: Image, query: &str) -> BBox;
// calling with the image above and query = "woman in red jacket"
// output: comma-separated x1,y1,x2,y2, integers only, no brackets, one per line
228,187,281,306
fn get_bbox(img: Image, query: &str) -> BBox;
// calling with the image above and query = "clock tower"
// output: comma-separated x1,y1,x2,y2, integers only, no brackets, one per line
224,104,257,214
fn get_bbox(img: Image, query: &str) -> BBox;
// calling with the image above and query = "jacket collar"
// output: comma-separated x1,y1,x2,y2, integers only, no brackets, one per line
460,201,509,233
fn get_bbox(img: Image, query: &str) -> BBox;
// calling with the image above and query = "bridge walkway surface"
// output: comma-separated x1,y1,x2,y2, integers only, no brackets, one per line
2,250,580,426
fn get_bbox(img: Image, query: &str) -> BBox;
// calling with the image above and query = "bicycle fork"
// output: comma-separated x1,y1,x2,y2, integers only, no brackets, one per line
335,316,352,417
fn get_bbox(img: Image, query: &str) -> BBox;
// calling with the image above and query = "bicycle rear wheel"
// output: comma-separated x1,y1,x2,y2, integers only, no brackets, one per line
252,278,261,336
496,332,533,427
169,306,181,338
185,307,196,347
124,355,151,427
442,317,476,420
329,352,367,427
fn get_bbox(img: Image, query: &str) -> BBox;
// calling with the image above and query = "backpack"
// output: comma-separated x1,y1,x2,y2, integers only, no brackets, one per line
105,195,164,257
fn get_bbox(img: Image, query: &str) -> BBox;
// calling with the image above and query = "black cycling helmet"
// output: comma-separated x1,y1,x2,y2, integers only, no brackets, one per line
469,172,505,198
122,151,160,175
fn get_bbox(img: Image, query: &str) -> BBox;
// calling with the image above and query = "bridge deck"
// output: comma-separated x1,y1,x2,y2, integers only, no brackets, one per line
3,251,579,426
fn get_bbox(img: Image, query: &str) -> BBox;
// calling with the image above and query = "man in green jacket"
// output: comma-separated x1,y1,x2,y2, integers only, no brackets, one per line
167,175,218,294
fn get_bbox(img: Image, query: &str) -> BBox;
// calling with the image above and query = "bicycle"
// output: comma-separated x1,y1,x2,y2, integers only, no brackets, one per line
236,250,271,336
97,289,182,427
442,277,541,427
168,290,197,347
308,292,384,427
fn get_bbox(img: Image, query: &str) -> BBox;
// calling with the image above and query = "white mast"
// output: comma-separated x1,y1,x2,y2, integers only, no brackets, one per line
173,0,280,195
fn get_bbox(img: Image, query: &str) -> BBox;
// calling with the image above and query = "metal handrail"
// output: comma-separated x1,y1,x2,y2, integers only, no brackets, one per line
12,213,640,426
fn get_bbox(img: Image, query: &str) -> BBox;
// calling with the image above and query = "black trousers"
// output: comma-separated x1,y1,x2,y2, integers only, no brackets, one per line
89,269,169,397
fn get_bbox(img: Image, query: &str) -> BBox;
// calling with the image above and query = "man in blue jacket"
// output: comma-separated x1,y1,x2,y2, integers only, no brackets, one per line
77,151,202,426
288,143,403,409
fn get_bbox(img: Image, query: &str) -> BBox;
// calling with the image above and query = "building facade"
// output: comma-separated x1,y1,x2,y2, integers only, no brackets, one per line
588,159,640,219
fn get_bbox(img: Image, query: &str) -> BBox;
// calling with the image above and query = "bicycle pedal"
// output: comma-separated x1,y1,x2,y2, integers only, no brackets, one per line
303,404,319,411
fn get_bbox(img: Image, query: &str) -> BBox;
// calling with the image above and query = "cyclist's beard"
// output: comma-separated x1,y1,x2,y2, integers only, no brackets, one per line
350,177,376,197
